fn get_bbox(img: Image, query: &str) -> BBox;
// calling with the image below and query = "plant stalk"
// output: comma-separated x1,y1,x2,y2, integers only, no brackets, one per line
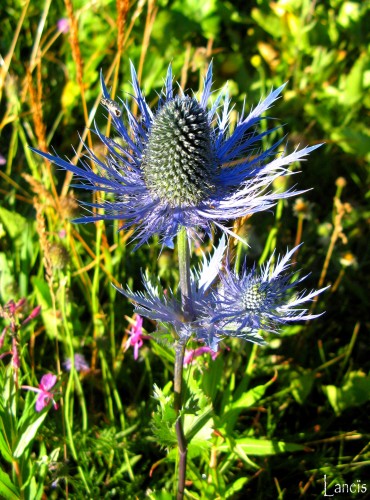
174,226,193,499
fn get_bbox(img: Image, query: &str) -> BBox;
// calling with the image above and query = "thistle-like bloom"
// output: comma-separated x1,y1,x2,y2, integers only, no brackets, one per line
211,245,329,340
32,62,321,247
22,373,59,412
118,237,227,342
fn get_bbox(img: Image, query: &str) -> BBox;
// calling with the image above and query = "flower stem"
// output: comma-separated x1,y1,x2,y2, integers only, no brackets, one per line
174,226,193,499
174,342,186,500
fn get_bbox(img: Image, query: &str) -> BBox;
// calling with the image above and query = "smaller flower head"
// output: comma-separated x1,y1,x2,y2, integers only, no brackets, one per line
22,373,59,412
211,245,329,342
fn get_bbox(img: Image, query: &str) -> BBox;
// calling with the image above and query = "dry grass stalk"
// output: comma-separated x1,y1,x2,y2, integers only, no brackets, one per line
117,0,130,53
22,173,55,206
63,0,93,153
34,196,53,284
132,0,158,117
26,66,47,153
64,0,83,89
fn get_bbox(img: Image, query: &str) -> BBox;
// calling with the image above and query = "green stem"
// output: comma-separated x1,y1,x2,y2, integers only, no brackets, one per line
177,226,194,321
174,226,192,499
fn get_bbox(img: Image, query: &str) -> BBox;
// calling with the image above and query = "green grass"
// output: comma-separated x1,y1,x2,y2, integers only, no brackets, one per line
0,0,369,498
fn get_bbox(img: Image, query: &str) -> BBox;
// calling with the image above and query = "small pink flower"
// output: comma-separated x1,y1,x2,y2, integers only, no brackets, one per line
11,338,20,369
22,373,59,412
57,18,69,34
184,346,219,366
22,305,41,326
6,298,26,316
124,315,147,360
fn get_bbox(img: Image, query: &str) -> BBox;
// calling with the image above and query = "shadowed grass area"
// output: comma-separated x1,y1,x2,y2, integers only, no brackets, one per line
0,0,369,498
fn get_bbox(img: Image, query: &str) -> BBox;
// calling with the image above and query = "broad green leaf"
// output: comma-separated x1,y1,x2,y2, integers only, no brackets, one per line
0,253,15,303
323,371,370,415
331,126,370,160
32,277,62,340
342,54,367,105
0,207,28,242
200,356,225,401
291,371,315,404
217,437,307,456
225,477,249,498
251,8,283,38
0,468,20,499
220,382,269,432
184,404,214,443
0,432,13,464
13,411,48,458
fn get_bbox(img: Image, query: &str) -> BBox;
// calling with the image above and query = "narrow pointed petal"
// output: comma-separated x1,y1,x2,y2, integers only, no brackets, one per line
200,60,213,109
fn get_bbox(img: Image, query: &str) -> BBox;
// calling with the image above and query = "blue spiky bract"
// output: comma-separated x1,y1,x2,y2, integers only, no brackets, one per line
210,245,330,342
116,239,328,350
31,62,322,248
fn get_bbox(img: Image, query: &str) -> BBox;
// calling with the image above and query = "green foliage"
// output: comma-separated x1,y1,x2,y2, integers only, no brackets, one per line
323,371,370,415
0,0,369,497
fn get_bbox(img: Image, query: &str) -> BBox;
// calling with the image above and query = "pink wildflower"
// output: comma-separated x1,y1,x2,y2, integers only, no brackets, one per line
57,18,69,34
22,373,59,412
183,346,219,366
124,315,146,360
21,305,41,326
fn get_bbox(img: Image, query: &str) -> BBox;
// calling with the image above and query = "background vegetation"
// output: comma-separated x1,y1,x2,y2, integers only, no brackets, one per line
0,0,369,498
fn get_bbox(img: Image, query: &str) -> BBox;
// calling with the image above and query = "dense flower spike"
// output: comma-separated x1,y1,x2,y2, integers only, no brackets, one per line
211,245,329,341
31,62,321,247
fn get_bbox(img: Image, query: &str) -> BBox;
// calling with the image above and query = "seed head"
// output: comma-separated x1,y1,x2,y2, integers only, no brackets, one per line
142,97,215,207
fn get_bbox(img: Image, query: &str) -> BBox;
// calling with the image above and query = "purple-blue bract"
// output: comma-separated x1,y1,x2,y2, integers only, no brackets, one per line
31,62,321,248
118,239,328,349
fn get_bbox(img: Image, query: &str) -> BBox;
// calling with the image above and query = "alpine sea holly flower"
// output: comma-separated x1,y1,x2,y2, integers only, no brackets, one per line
210,245,329,342
22,373,59,412
32,62,321,247
118,237,227,344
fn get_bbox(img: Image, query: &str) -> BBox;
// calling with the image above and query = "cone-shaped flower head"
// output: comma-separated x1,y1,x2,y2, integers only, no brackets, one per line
142,96,216,207
31,62,321,247
211,245,329,340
